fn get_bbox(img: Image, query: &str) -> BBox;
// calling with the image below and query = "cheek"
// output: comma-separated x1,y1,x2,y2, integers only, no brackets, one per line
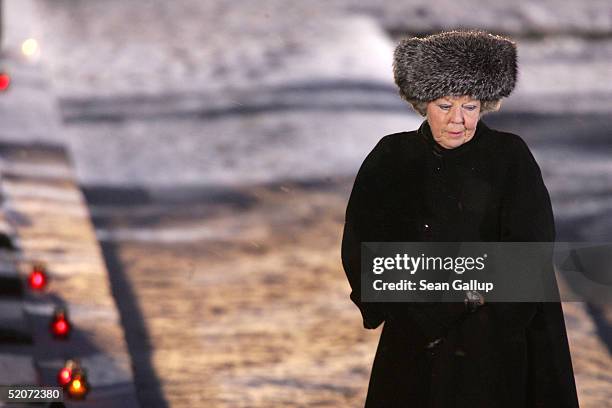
466,114,479,129
429,112,447,128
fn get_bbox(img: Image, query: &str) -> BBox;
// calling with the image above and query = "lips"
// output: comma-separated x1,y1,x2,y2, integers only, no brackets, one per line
447,130,464,137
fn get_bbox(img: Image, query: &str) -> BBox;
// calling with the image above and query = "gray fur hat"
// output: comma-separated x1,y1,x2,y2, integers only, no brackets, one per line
393,30,517,102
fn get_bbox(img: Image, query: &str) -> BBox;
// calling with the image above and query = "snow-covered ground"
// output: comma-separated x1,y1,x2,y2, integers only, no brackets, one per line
7,1,607,187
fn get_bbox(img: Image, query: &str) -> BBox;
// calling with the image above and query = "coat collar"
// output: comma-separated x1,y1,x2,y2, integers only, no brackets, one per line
419,119,488,157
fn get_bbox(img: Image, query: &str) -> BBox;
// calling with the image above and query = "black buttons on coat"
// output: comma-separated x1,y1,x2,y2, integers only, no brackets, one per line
425,337,444,357
422,223,433,240
432,151,443,172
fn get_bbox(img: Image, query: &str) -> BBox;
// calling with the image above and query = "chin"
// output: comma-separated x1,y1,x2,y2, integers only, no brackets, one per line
441,139,464,149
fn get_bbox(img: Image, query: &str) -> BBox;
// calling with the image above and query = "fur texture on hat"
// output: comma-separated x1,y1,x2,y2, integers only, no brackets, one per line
393,30,517,102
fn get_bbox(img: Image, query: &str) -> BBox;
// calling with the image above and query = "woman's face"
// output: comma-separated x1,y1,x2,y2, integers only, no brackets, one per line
426,96,481,149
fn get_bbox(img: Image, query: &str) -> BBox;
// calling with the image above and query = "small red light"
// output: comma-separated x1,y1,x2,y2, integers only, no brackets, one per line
66,370,89,399
58,359,79,387
58,367,72,386
55,320,67,332
50,309,71,339
28,264,48,291
0,73,10,92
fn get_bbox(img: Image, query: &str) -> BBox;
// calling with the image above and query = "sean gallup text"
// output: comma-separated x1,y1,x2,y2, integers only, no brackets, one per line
373,279,494,293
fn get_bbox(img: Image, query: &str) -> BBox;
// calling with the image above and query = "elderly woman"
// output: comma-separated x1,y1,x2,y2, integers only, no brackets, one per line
341,31,579,407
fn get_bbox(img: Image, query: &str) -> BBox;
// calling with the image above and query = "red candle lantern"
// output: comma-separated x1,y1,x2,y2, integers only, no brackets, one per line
57,360,77,387
66,368,89,399
50,308,71,339
0,72,10,92
28,264,48,291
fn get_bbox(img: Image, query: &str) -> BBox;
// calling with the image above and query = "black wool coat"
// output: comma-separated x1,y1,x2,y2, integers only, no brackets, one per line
341,120,579,407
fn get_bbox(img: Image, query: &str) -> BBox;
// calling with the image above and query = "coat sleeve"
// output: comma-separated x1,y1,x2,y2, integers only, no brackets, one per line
341,137,390,329
500,135,555,242
494,135,557,332
496,135,579,406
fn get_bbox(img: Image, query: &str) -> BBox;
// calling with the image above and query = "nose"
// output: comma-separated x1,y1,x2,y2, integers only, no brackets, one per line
450,106,464,124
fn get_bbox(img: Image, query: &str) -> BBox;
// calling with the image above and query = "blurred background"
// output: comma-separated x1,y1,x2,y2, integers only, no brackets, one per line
0,0,611,407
